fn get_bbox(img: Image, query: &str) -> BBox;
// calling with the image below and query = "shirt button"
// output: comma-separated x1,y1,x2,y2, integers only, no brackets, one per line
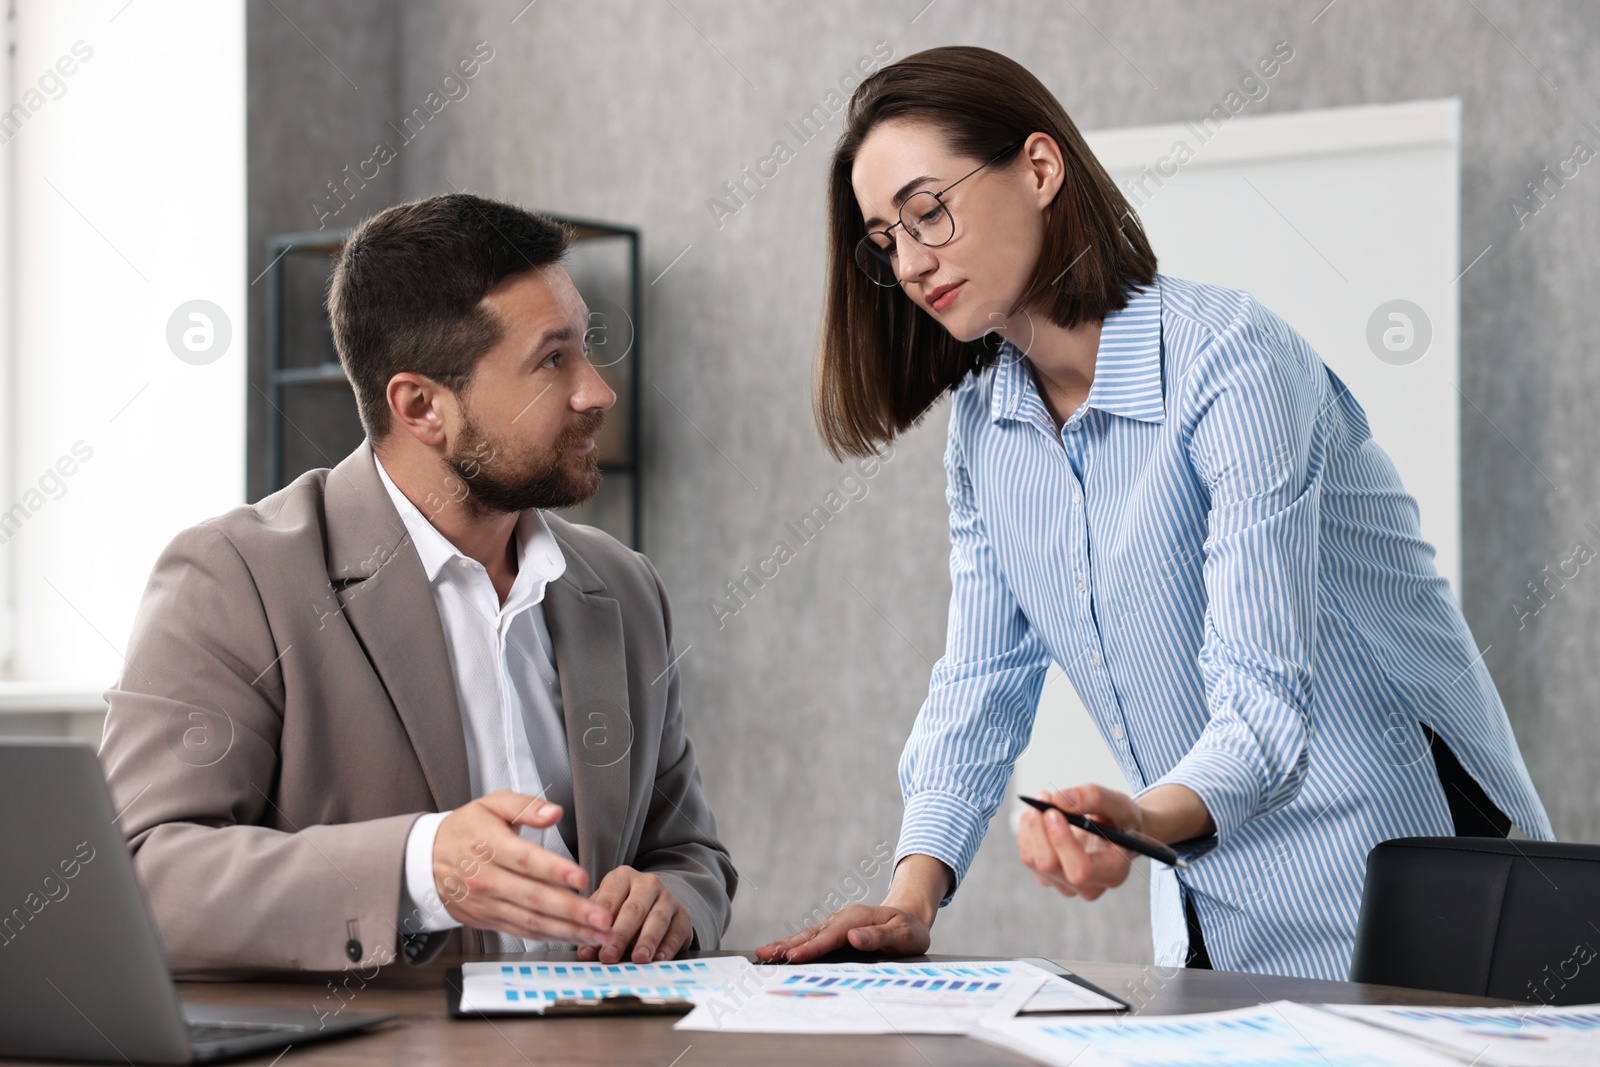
1075,577,1086,592
458,558,473,569
1073,490,1083,505
1089,651,1101,667
1111,723,1125,741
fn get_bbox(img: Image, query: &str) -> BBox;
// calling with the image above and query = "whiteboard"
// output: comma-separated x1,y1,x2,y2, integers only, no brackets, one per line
1009,98,1462,820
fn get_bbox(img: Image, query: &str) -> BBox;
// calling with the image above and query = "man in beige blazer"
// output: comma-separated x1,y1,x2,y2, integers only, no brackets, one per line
99,194,735,975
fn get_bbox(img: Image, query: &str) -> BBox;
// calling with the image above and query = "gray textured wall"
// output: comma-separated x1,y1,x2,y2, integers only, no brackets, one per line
246,0,1600,966
246,2,402,498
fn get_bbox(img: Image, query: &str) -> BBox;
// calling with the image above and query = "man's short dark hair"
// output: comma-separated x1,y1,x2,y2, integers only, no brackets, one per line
327,193,573,439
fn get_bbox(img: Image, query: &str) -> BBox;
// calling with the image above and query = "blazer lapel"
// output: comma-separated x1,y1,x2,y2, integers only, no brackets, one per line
541,541,632,885
322,442,473,814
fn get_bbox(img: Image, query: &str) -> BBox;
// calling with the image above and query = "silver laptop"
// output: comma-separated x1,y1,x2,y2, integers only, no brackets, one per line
0,739,394,1063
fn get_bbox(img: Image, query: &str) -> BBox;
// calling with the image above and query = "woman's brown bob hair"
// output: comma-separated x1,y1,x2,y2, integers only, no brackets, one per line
815,46,1158,459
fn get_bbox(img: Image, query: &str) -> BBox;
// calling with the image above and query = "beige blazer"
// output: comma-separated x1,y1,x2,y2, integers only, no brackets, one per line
99,441,735,975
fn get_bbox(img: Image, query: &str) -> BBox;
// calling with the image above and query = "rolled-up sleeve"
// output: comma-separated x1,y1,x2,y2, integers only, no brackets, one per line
1145,303,1323,847
896,409,1051,904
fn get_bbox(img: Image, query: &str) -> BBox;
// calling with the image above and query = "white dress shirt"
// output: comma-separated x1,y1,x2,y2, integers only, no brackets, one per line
375,455,578,954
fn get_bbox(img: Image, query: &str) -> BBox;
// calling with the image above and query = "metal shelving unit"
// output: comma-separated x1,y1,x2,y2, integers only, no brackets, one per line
260,216,643,549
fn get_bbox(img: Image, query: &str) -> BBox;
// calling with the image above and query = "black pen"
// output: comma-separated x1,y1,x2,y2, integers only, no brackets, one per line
1018,795,1189,869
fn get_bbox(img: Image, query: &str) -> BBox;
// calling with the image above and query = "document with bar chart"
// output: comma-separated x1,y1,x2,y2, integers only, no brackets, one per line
972,1001,1470,1067
456,957,754,1014
1320,1003,1600,1067
674,959,1049,1034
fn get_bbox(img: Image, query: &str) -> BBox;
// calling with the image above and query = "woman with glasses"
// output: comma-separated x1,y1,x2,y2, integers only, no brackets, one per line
755,45,1551,980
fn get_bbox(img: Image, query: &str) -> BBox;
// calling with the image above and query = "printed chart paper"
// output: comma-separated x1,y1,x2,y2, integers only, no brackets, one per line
779,959,1122,1012
835,960,1123,1013
1322,1003,1600,1067
822,959,1123,1013
456,957,754,1013
973,1001,1471,1066
675,959,1050,1034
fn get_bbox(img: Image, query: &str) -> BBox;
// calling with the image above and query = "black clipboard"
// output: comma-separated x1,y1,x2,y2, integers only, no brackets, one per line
1009,957,1130,1013
445,966,696,1019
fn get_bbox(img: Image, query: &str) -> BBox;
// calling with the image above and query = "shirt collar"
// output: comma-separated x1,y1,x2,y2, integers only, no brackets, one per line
991,275,1165,426
372,453,566,591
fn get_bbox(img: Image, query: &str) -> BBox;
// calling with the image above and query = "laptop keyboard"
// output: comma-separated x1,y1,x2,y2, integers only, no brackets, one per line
188,1020,308,1044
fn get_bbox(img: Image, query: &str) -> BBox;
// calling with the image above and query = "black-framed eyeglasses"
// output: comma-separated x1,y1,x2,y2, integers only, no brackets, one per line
854,139,1025,287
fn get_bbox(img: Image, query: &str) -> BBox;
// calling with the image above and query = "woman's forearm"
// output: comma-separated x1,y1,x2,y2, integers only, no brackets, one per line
883,854,953,927
1136,784,1216,843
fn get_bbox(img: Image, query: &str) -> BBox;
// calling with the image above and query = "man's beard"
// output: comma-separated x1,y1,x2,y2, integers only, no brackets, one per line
445,406,605,516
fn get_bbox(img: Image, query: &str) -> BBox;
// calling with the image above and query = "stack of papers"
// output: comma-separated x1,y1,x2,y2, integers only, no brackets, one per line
458,956,1600,1066
460,957,1120,1029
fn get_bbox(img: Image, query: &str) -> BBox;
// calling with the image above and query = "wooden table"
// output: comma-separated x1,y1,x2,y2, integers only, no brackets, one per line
81,952,1523,1066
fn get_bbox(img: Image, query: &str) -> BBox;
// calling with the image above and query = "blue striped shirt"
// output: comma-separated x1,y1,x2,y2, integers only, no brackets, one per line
896,273,1553,980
